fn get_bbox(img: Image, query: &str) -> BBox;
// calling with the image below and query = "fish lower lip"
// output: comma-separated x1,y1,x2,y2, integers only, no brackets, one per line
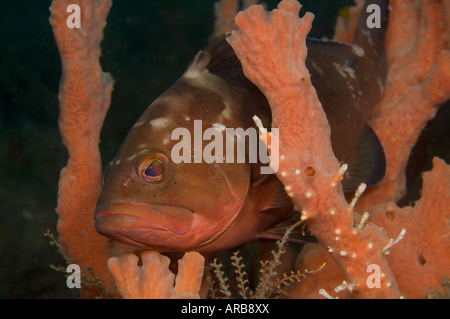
95,202,194,236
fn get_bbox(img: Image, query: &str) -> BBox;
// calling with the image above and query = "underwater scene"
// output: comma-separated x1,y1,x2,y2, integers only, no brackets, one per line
0,0,449,300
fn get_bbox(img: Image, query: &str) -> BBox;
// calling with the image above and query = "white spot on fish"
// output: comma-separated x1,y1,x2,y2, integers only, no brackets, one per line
160,96,173,103
149,117,170,128
163,136,170,145
126,154,137,162
377,78,383,93
217,100,233,122
184,71,236,123
183,52,210,79
362,30,373,46
333,62,356,79
311,62,324,75
352,45,365,57
133,120,145,128
212,123,227,132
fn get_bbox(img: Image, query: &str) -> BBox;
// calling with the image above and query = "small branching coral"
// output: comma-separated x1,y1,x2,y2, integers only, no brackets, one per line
108,251,205,299
208,221,325,299
230,251,251,298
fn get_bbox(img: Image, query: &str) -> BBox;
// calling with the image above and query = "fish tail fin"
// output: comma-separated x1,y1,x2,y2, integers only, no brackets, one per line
342,125,387,192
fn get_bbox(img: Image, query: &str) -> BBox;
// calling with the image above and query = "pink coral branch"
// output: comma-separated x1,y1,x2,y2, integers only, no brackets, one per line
227,0,402,298
50,0,115,298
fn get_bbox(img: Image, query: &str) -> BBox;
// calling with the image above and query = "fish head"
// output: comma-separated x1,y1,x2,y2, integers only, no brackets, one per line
95,77,252,251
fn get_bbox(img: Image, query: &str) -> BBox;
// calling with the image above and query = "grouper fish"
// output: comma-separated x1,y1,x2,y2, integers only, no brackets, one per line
95,0,389,252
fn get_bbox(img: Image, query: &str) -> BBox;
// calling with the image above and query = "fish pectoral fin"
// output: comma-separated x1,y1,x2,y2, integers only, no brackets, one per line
342,125,387,192
258,215,317,244
258,176,293,211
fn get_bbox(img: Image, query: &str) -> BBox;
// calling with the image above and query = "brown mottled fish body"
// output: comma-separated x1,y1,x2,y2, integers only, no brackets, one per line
95,53,287,251
95,0,389,252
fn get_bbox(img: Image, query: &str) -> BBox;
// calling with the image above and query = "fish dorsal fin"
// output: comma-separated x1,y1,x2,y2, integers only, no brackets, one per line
185,33,242,76
306,37,357,63
258,214,318,244
342,125,387,192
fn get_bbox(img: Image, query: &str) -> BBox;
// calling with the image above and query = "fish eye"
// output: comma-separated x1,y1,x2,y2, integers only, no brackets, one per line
136,149,171,183
144,160,163,179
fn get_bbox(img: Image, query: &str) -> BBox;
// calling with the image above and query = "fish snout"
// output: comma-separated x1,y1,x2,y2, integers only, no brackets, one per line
94,201,195,249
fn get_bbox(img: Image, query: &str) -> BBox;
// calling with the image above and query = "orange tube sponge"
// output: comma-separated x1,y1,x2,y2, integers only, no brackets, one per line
356,0,450,209
108,251,205,299
213,0,239,38
228,0,449,299
290,158,450,299
227,0,402,298
50,0,115,298
369,158,450,298
333,0,364,43
212,0,262,38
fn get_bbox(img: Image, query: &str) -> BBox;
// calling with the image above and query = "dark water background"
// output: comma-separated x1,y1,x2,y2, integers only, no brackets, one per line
0,0,447,298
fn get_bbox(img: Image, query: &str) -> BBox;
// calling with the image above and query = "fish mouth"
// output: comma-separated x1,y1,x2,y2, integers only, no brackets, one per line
95,201,195,248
